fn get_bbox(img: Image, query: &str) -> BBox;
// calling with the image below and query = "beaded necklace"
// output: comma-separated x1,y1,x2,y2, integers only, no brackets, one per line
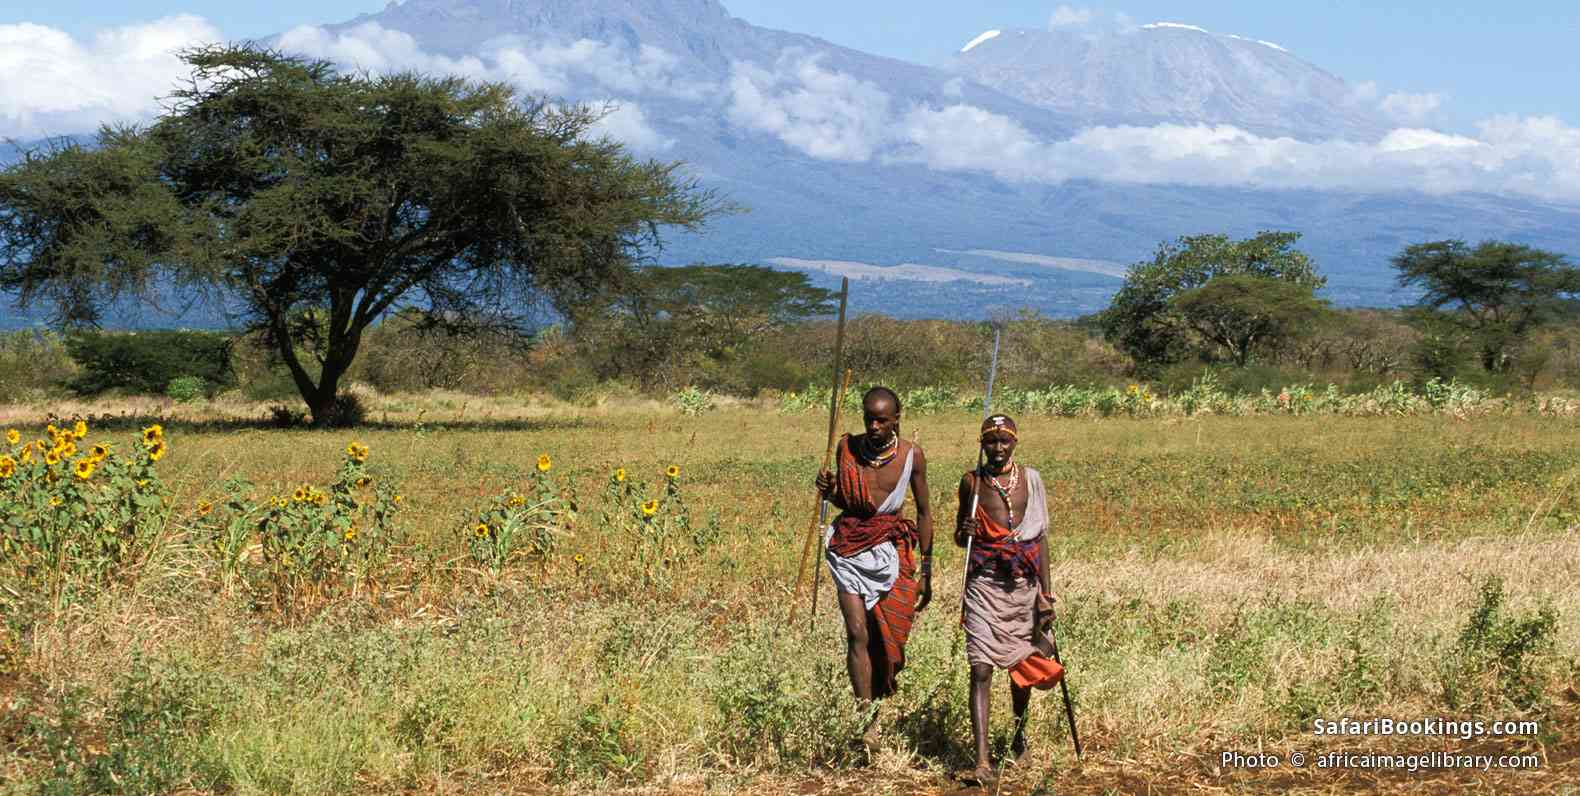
859,432,898,467
985,461,1020,525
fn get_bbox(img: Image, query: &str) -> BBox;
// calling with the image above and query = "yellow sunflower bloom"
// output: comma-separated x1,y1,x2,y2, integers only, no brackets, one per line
197,500,213,517
19,446,32,464
46,424,58,438
147,440,168,462
313,492,328,506
44,449,60,466
355,476,373,489
474,522,490,539
292,487,308,502
614,467,626,482
73,420,87,439
142,424,164,446
641,498,659,517
343,527,357,542
49,496,63,508
59,441,77,459
508,494,526,507
74,459,95,480
393,494,403,505
536,454,552,472
346,441,369,463
4,429,17,445
89,444,109,462
665,464,681,479
0,456,15,479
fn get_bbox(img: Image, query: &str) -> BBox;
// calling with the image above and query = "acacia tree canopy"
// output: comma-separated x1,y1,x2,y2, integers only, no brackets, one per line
1392,240,1580,372
0,45,720,424
1171,274,1332,366
1099,231,1325,369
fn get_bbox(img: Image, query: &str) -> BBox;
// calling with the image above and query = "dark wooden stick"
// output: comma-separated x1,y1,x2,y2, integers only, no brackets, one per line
789,278,849,627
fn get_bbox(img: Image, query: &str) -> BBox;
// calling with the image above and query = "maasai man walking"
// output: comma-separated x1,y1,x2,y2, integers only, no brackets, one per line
814,386,934,745
955,413,1062,785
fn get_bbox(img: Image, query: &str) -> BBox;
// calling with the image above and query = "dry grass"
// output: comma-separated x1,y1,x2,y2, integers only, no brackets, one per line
3,394,1578,794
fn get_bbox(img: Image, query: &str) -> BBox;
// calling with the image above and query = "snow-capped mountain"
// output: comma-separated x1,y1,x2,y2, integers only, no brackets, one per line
949,23,1393,141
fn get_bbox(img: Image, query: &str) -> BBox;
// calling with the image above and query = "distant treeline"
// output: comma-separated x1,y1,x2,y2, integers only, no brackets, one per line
5,305,1580,406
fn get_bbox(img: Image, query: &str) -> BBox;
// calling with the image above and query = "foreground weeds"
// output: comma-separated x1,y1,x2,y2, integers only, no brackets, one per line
1,405,1577,793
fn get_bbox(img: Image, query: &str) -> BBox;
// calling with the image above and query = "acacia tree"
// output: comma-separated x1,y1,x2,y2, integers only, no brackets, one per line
0,46,717,424
1099,231,1325,369
1392,240,1580,372
1171,274,1332,366
580,264,837,389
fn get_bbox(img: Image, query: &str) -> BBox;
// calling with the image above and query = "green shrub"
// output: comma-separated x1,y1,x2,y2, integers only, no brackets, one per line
164,375,207,402
1439,575,1560,712
64,330,234,396
0,330,77,401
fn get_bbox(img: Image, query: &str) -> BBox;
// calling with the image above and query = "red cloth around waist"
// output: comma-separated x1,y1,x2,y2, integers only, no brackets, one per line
829,512,915,558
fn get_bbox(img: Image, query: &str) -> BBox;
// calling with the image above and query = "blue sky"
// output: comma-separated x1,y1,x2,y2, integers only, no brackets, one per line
4,0,1575,129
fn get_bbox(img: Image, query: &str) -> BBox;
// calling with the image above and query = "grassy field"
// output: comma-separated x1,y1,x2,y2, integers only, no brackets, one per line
2,392,1578,794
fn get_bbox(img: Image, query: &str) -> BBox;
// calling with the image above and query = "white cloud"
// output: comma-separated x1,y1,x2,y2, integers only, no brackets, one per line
280,23,714,102
1380,91,1444,123
726,51,893,162
1048,6,1095,29
0,15,223,138
277,23,685,151
587,102,674,151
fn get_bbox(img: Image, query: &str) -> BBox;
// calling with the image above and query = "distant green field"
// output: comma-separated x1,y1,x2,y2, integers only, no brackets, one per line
2,396,1575,793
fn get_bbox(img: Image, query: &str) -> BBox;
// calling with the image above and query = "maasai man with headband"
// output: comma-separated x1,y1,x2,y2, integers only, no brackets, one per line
954,413,1061,784
815,386,934,746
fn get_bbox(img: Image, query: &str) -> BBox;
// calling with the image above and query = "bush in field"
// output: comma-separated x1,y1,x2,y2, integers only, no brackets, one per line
64,330,234,397
0,419,170,605
1439,576,1560,712
0,330,76,401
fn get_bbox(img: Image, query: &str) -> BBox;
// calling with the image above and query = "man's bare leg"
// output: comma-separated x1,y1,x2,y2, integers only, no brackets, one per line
968,663,996,780
837,591,874,699
1009,681,1032,763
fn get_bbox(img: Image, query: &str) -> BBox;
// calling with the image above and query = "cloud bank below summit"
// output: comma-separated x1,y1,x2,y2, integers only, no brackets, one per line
5,16,1580,203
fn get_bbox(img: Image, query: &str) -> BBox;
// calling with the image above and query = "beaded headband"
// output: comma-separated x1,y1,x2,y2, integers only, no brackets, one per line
979,414,1018,441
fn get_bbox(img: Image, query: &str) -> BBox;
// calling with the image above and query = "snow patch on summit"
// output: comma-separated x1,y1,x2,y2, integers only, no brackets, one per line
1141,22,1209,33
960,30,1001,52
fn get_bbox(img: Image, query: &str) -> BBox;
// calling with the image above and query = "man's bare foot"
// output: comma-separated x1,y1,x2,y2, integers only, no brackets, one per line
957,764,997,787
860,706,882,753
1010,732,1031,766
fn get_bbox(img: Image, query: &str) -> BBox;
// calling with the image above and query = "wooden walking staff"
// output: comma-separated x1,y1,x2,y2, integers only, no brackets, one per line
789,277,849,628
810,367,854,629
961,325,1002,620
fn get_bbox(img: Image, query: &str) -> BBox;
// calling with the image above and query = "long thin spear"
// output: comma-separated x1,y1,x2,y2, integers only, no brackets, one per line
810,367,854,630
961,325,1002,620
789,277,849,627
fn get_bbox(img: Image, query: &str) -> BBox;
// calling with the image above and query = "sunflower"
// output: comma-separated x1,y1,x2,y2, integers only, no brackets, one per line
18,446,32,464
0,456,15,479
88,444,109,463
46,424,58,438
49,496,63,508
5,429,17,445
665,464,681,479
59,441,77,459
343,526,357,542
292,487,308,502
44,449,60,466
536,454,552,473
474,522,490,539
346,441,369,463
508,494,526,507
72,420,87,439
275,497,290,509
197,500,213,517
614,467,626,483
74,459,95,480
147,440,168,462
641,498,659,517
355,476,373,489
313,492,328,506
393,494,404,506
142,424,164,446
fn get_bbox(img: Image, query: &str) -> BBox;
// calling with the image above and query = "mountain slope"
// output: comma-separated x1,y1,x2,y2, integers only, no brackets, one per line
949,24,1393,141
